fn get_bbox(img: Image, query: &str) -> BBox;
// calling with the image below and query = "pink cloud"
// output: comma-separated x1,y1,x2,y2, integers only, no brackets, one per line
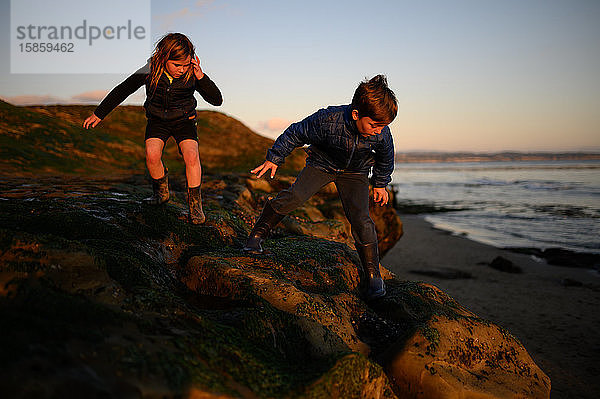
1,95,68,105
1,90,145,107
71,90,109,102
154,1,216,31
257,118,291,133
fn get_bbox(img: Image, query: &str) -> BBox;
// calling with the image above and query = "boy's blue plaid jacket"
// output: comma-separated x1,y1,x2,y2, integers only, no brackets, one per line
266,105,395,188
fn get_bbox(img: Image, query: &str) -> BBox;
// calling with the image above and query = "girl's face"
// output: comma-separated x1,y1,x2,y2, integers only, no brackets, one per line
165,55,192,78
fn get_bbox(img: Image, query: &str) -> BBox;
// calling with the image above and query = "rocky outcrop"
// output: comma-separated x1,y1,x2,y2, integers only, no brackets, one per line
0,173,550,398
380,285,550,398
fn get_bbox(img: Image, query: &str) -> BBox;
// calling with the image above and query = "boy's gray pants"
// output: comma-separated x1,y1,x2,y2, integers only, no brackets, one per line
270,165,378,246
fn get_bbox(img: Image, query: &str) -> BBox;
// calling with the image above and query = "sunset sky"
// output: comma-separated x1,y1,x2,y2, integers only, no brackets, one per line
1,0,599,152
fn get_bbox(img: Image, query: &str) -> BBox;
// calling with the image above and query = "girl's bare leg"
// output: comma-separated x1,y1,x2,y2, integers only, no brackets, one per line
178,139,201,187
179,139,204,223
145,138,166,178
143,138,169,205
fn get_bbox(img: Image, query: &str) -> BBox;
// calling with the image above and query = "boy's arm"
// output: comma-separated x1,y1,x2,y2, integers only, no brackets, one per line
93,63,149,119
266,110,322,165
195,74,223,106
371,128,395,188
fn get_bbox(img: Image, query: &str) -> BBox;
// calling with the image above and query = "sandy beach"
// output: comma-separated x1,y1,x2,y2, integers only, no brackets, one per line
383,215,600,399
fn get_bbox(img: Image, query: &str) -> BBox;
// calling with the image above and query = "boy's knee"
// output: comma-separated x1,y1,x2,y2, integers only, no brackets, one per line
271,190,303,214
350,212,373,226
350,215,377,239
269,200,286,215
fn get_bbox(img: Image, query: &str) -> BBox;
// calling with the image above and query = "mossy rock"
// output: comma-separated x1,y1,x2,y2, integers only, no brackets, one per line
0,172,549,398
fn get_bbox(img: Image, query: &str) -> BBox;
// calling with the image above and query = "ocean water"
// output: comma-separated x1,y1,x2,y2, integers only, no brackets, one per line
390,160,600,254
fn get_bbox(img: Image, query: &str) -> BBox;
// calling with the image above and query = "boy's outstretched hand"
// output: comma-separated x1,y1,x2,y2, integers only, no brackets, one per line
373,187,389,206
251,160,278,179
83,114,101,129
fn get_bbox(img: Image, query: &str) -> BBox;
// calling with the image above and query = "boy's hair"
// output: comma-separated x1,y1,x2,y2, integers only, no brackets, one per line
351,75,398,123
148,33,196,95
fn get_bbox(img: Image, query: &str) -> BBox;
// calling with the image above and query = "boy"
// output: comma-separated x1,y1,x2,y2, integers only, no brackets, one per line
244,75,397,300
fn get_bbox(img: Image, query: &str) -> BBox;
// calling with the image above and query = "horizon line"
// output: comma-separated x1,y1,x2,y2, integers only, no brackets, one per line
395,150,600,155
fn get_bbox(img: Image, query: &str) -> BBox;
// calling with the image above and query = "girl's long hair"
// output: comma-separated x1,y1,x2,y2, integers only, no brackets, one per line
148,33,195,95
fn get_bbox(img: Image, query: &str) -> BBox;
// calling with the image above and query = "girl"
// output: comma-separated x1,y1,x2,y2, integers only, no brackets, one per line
83,33,222,224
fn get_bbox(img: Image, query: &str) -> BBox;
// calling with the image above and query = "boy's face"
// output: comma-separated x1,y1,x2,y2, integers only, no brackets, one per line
165,56,192,78
352,109,389,137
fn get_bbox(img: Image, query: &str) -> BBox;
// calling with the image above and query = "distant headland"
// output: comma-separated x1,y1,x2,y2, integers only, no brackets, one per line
395,151,600,163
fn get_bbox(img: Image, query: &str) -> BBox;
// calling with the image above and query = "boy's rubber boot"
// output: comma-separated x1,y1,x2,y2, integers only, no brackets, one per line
243,201,285,254
187,186,206,225
357,242,386,300
143,168,169,205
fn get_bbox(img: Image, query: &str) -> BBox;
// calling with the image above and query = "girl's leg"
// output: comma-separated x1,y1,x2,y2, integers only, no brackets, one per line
179,139,205,224
143,138,169,205
145,138,166,178
178,139,201,188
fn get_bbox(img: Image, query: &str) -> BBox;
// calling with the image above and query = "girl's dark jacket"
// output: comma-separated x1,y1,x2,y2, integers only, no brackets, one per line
94,61,222,121
267,105,395,188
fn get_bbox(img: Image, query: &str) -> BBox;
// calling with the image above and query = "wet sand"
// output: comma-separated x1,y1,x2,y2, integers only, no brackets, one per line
383,215,600,399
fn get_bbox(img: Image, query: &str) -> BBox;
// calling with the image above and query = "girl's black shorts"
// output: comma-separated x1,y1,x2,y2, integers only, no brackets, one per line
145,116,198,144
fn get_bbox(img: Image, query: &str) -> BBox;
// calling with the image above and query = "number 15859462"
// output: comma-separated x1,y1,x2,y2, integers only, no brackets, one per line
19,42,74,52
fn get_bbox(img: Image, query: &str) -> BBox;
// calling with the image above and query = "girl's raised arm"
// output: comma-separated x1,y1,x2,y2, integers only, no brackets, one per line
83,63,149,128
193,56,223,106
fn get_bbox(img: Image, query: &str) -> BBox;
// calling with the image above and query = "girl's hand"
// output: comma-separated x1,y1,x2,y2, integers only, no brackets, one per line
251,160,278,179
192,55,204,80
83,114,101,129
373,187,389,206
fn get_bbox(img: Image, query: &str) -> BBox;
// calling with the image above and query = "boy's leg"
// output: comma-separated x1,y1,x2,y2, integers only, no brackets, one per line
179,139,205,224
334,173,377,245
270,165,333,214
335,173,385,299
244,166,333,254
